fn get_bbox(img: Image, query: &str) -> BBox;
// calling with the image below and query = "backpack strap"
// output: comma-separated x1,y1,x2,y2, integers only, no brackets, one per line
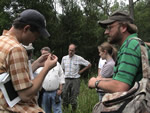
140,43,150,78
128,37,150,78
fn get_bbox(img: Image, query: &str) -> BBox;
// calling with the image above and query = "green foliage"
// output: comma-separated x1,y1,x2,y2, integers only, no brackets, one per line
0,0,150,112
134,0,150,41
63,78,99,113
0,12,11,34
0,0,12,33
0,0,150,68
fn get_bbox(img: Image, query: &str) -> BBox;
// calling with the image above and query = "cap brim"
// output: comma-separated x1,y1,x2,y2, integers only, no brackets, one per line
40,28,50,38
98,19,115,28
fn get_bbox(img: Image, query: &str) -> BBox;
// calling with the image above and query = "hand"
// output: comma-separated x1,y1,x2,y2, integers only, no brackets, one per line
97,75,102,79
88,77,97,89
78,71,81,75
32,53,50,72
44,54,58,70
35,53,50,67
57,89,62,96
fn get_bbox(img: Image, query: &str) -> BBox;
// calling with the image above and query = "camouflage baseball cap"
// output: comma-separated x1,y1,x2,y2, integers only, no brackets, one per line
98,10,134,28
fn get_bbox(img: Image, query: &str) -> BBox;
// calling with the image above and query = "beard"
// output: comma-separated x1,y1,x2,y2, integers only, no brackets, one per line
107,27,122,44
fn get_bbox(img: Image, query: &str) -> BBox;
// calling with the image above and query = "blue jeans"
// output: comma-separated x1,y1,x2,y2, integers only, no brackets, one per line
99,92,105,101
42,90,62,113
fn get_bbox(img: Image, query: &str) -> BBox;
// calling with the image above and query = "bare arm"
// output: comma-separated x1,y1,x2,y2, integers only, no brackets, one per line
98,68,103,78
145,42,150,47
18,54,58,102
79,63,91,75
57,84,63,95
88,77,130,93
98,68,101,76
32,53,49,72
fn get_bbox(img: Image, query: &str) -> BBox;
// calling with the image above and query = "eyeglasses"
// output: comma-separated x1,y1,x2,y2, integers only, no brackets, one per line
106,23,120,31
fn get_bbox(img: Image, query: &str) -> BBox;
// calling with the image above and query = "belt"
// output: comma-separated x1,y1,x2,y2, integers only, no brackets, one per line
42,88,57,92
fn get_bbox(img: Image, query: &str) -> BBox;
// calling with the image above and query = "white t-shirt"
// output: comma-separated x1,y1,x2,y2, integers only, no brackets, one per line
98,58,106,69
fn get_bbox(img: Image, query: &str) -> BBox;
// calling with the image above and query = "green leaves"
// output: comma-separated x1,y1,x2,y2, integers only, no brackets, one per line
0,0,150,68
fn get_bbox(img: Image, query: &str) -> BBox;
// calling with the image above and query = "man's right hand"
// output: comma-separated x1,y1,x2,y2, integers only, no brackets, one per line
36,53,50,67
32,53,49,72
44,54,58,70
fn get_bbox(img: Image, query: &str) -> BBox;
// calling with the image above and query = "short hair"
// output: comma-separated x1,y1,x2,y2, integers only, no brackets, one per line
13,19,39,33
41,47,51,53
69,43,77,49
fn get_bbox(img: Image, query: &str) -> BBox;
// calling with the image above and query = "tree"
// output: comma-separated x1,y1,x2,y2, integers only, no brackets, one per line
134,0,150,41
129,0,134,19
0,0,150,71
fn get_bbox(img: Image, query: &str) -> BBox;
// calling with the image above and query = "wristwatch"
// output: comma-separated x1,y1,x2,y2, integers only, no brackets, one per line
95,80,101,88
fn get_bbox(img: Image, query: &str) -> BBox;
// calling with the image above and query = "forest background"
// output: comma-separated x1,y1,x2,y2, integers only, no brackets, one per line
0,0,150,71
0,0,150,113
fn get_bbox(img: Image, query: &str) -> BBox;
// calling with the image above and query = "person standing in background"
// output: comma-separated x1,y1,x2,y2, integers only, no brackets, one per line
97,42,117,101
35,47,65,113
61,43,91,111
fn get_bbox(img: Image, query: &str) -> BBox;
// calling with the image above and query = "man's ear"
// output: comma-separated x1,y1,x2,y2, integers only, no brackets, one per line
120,24,127,33
23,25,30,33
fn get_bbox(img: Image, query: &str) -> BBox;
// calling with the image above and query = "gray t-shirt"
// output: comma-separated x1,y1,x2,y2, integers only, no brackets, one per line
100,58,115,78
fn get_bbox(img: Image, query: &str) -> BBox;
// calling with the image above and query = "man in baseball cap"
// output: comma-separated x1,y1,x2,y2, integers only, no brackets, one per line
98,10,137,34
13,9,50,39
0,9,57,112
88,10,149,98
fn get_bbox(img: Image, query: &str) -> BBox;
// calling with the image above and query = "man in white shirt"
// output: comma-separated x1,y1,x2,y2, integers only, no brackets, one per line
61,44,91,111
35,47,65,113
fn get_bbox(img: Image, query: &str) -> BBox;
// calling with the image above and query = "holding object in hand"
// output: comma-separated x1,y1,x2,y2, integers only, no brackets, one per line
35,47,64,113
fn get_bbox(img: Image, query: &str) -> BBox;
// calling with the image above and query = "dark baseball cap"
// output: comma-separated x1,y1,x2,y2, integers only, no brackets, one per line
15,9,50,38
98,10,134,28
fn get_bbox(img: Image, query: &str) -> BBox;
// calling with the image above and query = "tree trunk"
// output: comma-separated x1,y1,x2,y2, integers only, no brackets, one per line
129,0,134,19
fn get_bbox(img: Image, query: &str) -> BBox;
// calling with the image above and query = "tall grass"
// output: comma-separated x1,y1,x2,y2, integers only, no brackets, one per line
63,75,99,113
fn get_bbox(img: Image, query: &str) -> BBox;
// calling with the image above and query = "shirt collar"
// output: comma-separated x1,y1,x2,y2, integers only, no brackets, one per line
120,33,138,50
2,30,19,43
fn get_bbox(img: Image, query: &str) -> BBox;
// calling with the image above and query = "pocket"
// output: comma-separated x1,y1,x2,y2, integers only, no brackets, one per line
72,62,79,70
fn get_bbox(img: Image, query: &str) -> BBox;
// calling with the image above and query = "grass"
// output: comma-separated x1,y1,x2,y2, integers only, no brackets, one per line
63,74,99,113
